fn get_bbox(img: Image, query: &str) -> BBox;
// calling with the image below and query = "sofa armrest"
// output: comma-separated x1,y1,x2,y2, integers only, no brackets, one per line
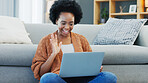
135,25,148,47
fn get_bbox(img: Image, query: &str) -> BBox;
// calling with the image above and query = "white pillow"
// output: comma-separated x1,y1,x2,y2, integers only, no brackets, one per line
0,16,32,44
93,18,147,45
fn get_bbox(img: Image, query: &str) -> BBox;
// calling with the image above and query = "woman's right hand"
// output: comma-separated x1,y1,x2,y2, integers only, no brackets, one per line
50,34,62,56
39,34,62,76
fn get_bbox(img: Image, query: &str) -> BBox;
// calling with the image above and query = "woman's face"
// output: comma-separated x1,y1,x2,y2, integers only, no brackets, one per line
56,12,74,37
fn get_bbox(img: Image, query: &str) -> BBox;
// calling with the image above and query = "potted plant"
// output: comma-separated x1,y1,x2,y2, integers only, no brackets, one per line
100,8,108,23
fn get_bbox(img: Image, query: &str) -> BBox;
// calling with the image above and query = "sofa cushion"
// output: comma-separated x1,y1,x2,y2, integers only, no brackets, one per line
0,44,37,67
93,18,147,45
1,44,148,66
25,24,57,44
25,24,101,45
91,45,148,65
0,16,32,44
25,23,148,47
72,24,101,45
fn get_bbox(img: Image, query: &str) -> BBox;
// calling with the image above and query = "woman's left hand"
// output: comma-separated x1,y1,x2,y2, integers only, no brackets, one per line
100,66,103,72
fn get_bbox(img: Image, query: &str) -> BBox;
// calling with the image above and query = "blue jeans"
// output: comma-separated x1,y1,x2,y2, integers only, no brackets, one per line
40,72,117,83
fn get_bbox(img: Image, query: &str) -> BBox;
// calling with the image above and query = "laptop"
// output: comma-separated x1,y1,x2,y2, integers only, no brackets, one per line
59,52,104,78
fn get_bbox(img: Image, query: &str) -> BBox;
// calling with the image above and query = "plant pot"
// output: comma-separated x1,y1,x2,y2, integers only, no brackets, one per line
101,19,105,23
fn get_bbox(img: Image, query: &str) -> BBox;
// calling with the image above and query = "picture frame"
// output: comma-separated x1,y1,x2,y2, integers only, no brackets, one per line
129,5,137,13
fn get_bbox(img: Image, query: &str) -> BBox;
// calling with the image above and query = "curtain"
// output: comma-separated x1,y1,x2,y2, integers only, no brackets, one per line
0,0,16,17
19,0,43,23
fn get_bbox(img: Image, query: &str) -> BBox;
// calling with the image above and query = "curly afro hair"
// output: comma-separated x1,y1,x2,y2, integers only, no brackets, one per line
49,0,83,25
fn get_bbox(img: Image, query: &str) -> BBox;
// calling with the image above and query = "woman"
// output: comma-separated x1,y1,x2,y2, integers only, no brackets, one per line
31,0,117,83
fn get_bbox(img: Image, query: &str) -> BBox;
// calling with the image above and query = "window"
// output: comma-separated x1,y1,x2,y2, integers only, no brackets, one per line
19,0,43,23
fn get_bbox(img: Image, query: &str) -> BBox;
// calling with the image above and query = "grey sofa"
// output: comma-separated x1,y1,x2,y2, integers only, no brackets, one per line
0,24,148,83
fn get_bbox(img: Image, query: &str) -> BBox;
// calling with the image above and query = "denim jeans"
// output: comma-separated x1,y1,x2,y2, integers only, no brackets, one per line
40,72,117,83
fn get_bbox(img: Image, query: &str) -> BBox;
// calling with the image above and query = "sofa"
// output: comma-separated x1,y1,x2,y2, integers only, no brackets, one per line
0,24,148,83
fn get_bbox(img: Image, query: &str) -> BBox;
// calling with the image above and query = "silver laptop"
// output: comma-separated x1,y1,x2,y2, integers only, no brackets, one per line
59,52,104,78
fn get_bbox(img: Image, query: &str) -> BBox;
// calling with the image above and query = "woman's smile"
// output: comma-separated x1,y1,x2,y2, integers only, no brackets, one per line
62,29,69,35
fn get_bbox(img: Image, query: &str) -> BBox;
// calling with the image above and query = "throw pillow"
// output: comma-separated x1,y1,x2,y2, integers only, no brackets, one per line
0,16,32,44
93,18,147,45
